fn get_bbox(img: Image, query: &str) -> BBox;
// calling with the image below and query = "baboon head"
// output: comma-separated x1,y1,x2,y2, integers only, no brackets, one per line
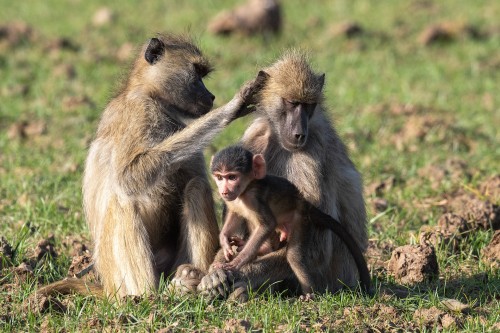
131,34,215,119
258,51,325,151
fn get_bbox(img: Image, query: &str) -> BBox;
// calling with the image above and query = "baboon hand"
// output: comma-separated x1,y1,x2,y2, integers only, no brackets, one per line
230,236,246,252
168,264,204,295
234,70,270,119
221,238,235,261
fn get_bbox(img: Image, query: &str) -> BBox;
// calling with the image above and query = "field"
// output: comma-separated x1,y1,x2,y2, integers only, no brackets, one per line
1,0,499,331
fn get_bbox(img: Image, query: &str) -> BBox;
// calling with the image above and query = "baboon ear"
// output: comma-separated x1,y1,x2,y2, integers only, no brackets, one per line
257,70,271,82
318,73,325,90
252,154,266,179
145,38,165,65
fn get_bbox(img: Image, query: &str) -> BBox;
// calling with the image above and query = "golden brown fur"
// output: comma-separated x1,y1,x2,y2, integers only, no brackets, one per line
197,51,368,299
35,33,266,299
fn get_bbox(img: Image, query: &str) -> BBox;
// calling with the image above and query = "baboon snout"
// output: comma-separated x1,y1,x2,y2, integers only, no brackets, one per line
294,133,306,142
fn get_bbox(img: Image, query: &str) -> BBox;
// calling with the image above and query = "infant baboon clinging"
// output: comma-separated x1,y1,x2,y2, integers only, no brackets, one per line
35,34,267,299
196,51,368,299
210,146,370,294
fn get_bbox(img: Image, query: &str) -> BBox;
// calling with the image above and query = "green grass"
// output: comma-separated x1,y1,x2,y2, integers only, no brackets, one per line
1,0,499,331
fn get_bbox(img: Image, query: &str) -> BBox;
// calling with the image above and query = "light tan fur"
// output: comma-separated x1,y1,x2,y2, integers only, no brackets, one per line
35,34,266,299
198,51,368,299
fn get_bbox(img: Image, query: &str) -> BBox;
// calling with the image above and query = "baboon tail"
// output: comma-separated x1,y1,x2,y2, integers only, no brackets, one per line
309,204,371,293
35,278,104,298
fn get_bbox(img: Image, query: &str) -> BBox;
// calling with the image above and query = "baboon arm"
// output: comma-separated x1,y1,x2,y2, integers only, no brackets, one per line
337,169,368,251
220,211,241,260
154,97,244,164
119,98,243,194
154,72,268,166
228,208,276,270
118,73,267,195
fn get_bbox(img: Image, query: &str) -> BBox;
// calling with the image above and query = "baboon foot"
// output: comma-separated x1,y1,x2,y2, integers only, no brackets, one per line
197,268,241,300
168,264,204,295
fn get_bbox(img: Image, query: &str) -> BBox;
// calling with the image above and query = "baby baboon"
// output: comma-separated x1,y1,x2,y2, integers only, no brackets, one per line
210,146,370,294
198,51,368,299
36,34,267,299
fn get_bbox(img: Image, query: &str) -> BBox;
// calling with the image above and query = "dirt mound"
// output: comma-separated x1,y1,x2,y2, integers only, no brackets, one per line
208,0,281,36
419,213,470,251
0,20,36,47
418,22,483,46
417,158,471,189
445,190,500,230
67,252,96,281
387,245,439,285
482,230,500,267
413,306,461,329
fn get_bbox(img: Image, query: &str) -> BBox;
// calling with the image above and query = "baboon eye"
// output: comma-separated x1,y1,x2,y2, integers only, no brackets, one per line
285,100,300,107
228,175,237,181
216,175,223,181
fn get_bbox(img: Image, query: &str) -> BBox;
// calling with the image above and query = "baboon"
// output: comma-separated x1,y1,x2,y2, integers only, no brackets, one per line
210,145,370,293
193,51,367,299
35,34,267,299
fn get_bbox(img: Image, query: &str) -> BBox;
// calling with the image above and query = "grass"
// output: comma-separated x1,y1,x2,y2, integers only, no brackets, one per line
1,0,499,331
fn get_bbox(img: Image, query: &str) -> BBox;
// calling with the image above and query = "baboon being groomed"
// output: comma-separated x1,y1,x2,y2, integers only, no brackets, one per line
35,33,267,299
193,51,368,300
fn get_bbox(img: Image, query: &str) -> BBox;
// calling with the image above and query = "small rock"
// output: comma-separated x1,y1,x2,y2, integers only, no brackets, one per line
440,298,470,314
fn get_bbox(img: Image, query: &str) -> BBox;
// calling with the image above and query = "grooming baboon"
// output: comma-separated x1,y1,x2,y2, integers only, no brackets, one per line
210,145,370,293
195,51,368,299
35,34,267,299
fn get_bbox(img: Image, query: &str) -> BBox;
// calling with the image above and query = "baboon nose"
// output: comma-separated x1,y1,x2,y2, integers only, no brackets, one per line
210,94,215,101
295,134,305,142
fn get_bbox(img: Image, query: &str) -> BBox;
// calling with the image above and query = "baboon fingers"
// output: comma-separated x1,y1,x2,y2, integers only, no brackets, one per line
239,71,269,102
233,71,270,119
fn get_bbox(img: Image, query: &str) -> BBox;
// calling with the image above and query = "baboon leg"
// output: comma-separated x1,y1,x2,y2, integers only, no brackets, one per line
286,242,315,295
174,176,219,271
168,176,219,294
98,198,157,297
